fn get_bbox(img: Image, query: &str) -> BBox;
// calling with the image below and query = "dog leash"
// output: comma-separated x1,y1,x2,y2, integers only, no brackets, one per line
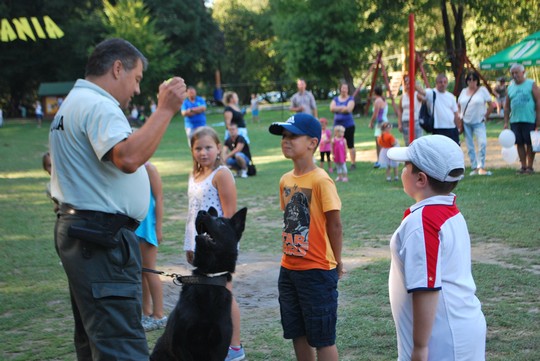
142,267,228,287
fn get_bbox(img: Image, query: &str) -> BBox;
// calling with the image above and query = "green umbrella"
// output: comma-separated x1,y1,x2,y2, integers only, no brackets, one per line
480,31,540,70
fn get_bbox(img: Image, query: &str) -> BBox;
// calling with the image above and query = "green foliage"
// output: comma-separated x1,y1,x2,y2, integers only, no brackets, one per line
212,0,287,102
0,1,104,115
144,0,223,87
100,0,177,102
3,0,540,118
269,0,367,86
465,0,540,68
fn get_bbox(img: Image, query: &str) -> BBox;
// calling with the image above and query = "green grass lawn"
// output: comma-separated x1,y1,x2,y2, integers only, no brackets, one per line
1,105,539,360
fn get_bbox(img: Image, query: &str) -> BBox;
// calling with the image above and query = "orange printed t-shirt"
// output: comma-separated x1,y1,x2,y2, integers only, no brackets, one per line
279,167,342,271
378,132,396,148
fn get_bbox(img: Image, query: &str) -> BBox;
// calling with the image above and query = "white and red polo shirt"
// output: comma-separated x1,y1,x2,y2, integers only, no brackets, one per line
389,194,486,361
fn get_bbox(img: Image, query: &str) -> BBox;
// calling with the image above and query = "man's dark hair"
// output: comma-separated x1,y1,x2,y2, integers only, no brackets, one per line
410,162,463,194
85,38,148,77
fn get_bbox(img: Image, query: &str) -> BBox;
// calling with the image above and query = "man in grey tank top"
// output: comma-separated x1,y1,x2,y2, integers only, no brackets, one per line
504,63,540,174
49,38,186,360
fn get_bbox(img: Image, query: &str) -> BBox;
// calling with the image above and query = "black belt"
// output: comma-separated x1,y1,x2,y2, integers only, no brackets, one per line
59,203,140,231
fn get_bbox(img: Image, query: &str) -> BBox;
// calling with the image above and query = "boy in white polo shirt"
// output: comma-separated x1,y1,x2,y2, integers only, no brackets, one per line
387,135,486,361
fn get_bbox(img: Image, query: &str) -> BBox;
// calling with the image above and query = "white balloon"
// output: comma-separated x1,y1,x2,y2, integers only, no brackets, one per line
501,146,518,164
498,129,516,148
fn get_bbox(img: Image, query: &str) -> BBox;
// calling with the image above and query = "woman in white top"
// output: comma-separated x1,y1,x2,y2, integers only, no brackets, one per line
184,126,246,360
457,71,495,176
398,76,423,146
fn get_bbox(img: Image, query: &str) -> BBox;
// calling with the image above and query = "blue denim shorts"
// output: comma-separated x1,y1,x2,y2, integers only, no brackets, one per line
278,267,338,347
226,152,250,168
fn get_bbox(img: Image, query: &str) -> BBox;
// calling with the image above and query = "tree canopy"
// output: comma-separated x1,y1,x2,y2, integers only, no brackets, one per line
1,0,539,116
101,0,177,102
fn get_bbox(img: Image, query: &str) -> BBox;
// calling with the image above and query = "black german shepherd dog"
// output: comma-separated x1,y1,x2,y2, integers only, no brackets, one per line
151,207,247,361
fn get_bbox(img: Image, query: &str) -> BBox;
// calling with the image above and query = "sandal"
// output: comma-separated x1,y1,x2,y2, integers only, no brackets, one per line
516,167,527,174
525,168,535,174
478,168,492,176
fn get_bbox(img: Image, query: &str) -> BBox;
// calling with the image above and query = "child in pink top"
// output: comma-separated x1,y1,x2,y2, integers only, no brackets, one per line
319,118,333,173
332,125,348,182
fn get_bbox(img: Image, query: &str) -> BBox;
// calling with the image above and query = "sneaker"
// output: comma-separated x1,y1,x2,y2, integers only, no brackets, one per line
225,345,245,361
469,169,479,176
525,167,535,175
350,164,357,170
373,162,380,169
335,176,341,182
394,176,399,181
516,167,527,175
328,167,334,173
142,316,155,332
141,314,152,323
240,169,248,178
341,177,349,182
386,176,392,182
154,316,168,330
143,316,168,332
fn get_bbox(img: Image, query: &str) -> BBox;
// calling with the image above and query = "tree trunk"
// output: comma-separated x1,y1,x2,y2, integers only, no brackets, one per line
440,0,467,94
451,3,466,95
342,65,364,114
341,65,355,92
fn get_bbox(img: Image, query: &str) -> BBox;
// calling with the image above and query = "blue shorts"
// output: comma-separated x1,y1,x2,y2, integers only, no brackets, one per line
226,152,250,169
511,122,535,145
278,267,338,347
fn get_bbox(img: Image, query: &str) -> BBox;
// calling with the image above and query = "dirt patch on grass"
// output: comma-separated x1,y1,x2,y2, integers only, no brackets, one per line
359,137,531,171
158,241,535,314
472,242,540,275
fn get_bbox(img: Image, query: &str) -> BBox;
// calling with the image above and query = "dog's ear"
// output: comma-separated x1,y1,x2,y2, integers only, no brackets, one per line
231,207,247,238
207,207,218,217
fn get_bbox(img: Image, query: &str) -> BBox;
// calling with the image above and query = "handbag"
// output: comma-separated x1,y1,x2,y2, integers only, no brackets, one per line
461,88,479,123
418,90,436,133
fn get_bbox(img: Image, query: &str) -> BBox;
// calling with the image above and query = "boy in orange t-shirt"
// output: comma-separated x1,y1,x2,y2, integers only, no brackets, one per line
269,113,344,361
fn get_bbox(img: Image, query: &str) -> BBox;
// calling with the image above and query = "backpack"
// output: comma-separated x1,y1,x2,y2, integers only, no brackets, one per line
247,162,257,176
418,90,436,133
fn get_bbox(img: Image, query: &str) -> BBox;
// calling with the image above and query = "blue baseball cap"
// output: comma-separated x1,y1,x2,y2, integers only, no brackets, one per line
269,113,321,143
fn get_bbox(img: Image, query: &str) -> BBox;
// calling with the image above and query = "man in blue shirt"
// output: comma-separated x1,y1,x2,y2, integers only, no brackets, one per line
181,86,207,145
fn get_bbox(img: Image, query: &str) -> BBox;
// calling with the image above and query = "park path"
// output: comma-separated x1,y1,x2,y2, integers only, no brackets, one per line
158,241,539,315
360,137,522,170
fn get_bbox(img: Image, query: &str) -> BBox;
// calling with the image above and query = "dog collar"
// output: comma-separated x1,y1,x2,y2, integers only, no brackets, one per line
177,274,228,287
142,267,230,287
204,271,229,278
